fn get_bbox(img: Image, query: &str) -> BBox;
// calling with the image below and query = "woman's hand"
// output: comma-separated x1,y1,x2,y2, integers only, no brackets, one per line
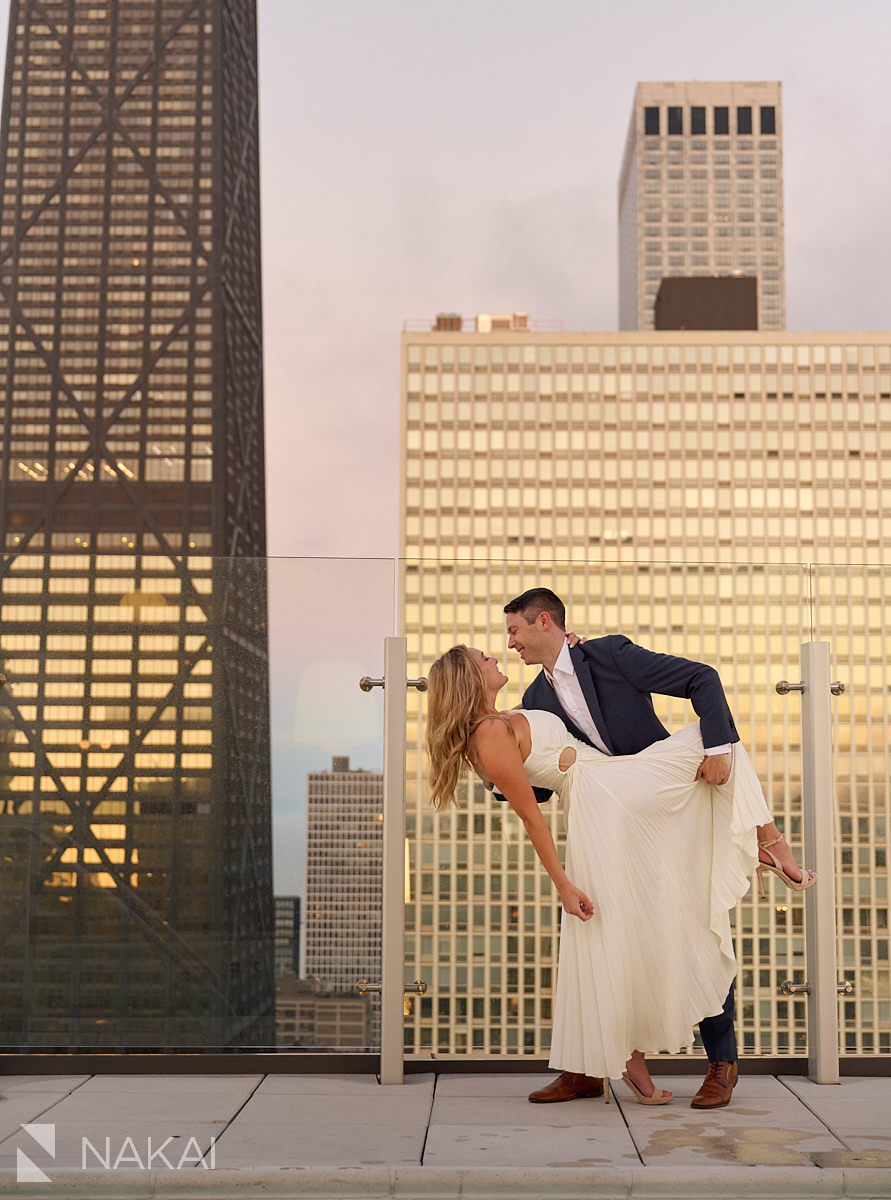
565,632,587,648
560,882,595,921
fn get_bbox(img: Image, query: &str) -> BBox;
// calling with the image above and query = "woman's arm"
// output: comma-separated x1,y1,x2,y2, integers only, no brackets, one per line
473,719,594,921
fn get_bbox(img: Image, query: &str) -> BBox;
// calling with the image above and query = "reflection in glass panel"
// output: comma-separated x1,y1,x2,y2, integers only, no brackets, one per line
815,565,891,1056
404,558,811,1060
268,558,392,1052
0,555,274,1050
0,557,392,1053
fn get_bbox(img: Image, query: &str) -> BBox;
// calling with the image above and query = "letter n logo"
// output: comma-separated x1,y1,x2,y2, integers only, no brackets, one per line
18,1123,56,1184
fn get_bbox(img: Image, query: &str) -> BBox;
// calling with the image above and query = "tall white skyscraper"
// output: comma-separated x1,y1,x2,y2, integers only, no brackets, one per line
619,82,785,332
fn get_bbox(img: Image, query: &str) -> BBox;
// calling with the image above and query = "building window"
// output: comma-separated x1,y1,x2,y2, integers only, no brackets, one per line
737,106,753,135
760,106,776,135
691,106,706,135
714,106,729,135
667,106,683,136
644,106,660,135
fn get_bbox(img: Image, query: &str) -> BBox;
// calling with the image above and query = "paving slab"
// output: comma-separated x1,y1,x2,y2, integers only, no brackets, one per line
212,1121,426,1169
0,1092,83,1145
226,1090,431,1127
613,1075,848,1168
423,1122,641,1170
778,1097,891,1127
778,1075,891,1152
42,1084,257,1126
424,1073,636,1169
210,1075,434,1169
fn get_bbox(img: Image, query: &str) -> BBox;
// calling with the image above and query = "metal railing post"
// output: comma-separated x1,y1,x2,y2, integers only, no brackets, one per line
359,642,427,1084
800,641,840,1083
380,637,408,1085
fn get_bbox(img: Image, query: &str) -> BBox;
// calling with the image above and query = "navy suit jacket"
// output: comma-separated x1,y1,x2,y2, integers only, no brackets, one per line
501,635,738,803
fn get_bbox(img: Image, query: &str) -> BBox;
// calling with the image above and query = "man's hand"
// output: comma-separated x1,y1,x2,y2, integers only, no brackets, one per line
565,632,587,648
696,753,731,785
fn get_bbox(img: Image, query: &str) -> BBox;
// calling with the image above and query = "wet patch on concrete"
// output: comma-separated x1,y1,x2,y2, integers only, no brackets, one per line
638,1121,842,1166
810,1149,891,1168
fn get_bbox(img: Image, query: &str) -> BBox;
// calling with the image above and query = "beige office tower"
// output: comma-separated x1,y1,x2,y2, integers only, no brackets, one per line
401,324,891,1062
619,82,785,331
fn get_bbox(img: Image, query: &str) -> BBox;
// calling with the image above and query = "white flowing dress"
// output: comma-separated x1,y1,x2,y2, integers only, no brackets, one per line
520,708,771,1081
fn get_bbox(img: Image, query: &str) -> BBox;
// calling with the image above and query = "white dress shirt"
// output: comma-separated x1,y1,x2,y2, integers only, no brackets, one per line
545,641,730,757
545,642,611,755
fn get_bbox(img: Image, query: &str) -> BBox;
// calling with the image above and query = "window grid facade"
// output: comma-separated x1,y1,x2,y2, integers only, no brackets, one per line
400,329,891,1059
274,894,301,979
0,0,272,1049
619,82,785,332
305,758,384,1047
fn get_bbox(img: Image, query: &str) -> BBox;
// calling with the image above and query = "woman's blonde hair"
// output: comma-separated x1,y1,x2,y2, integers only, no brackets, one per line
426,645,494,810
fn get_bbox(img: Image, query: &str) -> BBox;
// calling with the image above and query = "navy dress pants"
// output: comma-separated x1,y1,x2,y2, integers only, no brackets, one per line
698,980,737,1063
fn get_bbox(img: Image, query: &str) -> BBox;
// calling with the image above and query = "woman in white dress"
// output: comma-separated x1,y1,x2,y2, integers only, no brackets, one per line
426,644,813,1105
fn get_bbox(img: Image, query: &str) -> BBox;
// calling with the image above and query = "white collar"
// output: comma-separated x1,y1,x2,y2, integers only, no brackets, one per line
545,640,575,683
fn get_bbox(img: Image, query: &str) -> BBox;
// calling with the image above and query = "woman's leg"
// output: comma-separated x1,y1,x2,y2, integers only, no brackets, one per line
624,1049,673,1100
756,820,814,884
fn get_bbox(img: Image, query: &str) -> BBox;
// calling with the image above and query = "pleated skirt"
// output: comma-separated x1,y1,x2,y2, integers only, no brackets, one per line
548,724,771,1080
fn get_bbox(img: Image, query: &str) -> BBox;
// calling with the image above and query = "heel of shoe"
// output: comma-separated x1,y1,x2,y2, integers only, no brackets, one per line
756,864,767,899
604,1081,610,1104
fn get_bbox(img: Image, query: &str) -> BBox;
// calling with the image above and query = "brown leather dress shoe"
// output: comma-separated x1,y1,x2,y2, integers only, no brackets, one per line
691,1060,738,1109
528,1071,604,1103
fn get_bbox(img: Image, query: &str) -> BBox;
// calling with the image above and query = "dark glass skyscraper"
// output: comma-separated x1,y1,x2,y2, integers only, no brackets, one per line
0,0,273,1048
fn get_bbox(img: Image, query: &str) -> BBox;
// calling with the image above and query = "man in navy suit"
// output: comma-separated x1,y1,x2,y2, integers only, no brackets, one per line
504,587,740,1110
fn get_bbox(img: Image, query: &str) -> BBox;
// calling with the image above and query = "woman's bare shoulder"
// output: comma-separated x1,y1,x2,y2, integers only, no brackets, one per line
473,711,526,752
473,712,512,738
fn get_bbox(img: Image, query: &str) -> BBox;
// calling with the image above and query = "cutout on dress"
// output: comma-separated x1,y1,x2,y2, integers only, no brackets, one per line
558,747,577,773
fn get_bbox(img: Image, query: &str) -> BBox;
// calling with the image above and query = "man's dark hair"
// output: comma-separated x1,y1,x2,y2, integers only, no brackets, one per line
504,588,566,631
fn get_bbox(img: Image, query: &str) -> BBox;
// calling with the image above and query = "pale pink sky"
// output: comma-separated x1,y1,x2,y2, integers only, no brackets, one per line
257,0,891,560
2,0,889,561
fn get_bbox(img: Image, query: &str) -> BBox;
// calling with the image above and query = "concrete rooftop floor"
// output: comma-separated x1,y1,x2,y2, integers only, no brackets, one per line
1,1070,890,1197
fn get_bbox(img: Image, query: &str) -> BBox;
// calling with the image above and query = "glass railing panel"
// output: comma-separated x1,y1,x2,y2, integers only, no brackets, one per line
814,562,891,1058
0,555,394,1054
402,556,812,1062
270,556,394,1054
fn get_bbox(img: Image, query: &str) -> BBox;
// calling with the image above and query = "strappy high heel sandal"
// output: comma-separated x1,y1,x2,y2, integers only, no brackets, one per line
621,1071,673,1105
756,836,816,899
